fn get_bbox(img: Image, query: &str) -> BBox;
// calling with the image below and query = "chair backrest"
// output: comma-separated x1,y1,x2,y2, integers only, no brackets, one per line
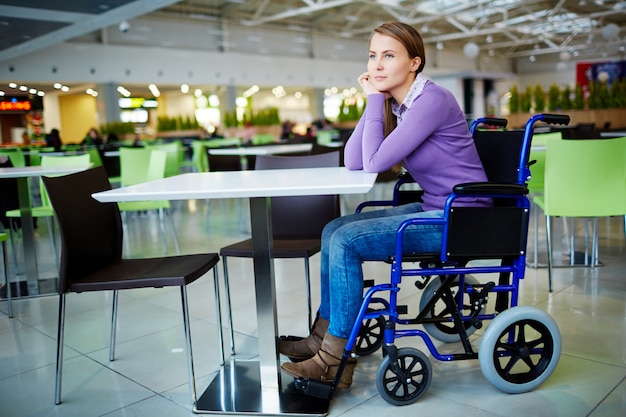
146,150,168,181
150,141,183,177
311,142,345,166
42,167,123,293
119,147,153,186
191,140,208,172
472,129,525,185
206,148,244,172
542,136,626,217
251,133,276,146
0,148,26,168
527,131,562,194
40,154,92,208
86,147,103,167
255,151,341,239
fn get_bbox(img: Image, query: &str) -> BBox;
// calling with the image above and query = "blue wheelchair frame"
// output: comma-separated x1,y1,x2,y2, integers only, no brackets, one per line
293,113,569,403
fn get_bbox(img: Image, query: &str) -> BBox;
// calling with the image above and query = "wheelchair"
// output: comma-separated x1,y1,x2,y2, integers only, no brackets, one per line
291,113,570,405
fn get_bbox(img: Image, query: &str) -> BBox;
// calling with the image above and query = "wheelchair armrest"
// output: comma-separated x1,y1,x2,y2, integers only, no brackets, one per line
397,171,414,182
453,182,528,196
355,199,394,212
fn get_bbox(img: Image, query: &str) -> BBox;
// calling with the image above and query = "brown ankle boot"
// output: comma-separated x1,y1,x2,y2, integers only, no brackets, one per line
281,332,357,389
278,317,329,362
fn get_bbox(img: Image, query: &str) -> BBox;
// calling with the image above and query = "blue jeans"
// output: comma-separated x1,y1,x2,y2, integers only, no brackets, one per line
318,203,444,338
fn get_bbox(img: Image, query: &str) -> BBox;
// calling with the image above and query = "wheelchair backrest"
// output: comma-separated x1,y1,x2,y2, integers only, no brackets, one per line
472,129,525,185
446,128,529,261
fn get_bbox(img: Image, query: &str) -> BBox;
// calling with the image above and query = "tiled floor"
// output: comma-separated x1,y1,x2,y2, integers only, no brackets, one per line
1,187,625,417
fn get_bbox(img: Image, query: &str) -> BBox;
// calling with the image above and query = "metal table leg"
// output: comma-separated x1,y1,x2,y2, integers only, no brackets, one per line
195,197,329,415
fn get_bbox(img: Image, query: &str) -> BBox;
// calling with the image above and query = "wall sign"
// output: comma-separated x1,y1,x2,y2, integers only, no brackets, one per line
0,96,44,112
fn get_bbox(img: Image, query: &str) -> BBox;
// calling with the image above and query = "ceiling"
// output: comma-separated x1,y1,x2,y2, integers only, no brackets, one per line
0,0,624,95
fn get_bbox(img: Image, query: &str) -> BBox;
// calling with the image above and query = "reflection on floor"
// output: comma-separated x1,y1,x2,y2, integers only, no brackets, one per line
1,187,625,417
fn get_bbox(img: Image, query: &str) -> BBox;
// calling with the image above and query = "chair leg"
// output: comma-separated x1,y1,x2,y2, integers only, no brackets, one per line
109,290,119,362
180,286,197,406
303,258,313,331
55,293,67,405
46,217,60,267
592,217,599,267
157,208,169,255
2,240,12,318
165,208,181,255
546,215,553,292
221,257,236,355
568,217,575,265
8,227,22,274
212,268,225,365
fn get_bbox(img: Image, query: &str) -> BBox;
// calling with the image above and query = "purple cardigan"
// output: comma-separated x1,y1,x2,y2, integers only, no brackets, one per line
344,80,489,211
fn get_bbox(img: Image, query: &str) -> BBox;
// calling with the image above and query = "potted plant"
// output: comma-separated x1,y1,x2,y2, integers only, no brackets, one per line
534,84,546,113
509,85,520,114
548,83,561,112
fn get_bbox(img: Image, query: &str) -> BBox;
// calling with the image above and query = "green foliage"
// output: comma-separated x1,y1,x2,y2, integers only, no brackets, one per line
548,83,561,111
588,81,598,109
573,84,584,110
223,110,238,128
157,116,177,131
509,85,519,114
560,84,571,111
610,78,626,108
337,100,363,122
520,86,533,112
156,115,199,132
100,121,135,135
533,84,546,112
250,107,280,126
222,106,280,127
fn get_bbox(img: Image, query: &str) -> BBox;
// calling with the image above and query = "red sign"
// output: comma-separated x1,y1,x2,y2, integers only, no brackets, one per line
0,100,32,111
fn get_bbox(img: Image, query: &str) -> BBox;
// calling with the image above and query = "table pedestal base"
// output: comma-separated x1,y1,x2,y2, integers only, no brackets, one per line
195,360,329,416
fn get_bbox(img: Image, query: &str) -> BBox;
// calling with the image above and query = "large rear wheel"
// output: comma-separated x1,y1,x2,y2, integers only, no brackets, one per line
479,306,561,393
419,275,484,342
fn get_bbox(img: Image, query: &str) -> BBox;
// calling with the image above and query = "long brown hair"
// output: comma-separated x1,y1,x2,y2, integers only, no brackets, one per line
372,22,426,166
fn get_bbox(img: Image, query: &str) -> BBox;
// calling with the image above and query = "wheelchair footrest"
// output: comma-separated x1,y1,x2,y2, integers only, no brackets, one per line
293,377,333,400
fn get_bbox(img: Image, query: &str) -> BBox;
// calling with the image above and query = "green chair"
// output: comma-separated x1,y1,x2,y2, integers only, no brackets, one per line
528,131,561,267
1,232,12,318
251,133,276,145
533,136,626,291
150,141,183,177
316,129,339,145
85,147,103,167
0,148,26,168
118,148,180,255
5,154,91,269
27,147,55,166
191,140,209,173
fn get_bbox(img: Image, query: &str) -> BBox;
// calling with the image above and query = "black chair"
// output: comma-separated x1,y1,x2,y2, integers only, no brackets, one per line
220,151,341,353
42,166,224,406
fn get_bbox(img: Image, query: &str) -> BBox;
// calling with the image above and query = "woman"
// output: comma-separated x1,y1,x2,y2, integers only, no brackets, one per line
279,22,490,389
82,127,103,146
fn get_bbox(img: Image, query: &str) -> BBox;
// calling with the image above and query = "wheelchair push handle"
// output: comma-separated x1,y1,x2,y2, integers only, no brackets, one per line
529,113,570,126
469,117,508,133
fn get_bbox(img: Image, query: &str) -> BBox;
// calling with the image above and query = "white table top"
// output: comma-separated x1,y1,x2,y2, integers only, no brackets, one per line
0,165,89,179
93,167,377,202
207,143,312,156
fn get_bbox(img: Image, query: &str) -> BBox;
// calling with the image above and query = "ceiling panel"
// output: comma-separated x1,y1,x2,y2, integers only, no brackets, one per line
0,0,623,97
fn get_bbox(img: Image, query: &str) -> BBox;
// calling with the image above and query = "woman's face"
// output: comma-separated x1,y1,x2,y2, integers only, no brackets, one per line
367,32,420,101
